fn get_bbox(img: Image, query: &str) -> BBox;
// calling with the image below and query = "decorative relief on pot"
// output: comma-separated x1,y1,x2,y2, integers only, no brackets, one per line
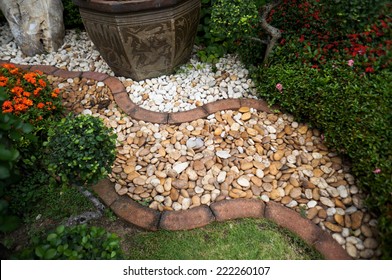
75,0,201,80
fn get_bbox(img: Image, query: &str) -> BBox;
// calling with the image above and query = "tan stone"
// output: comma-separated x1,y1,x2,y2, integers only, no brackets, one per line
193,160,205,171
318,209,327,219
273,150,285,161
239,106,250,113
281,196,292,204
289,188,302,199
351,211,364,230
313,169,324,177
324,221,342,232
298,125,308,134
250,176,262,187
170,188,179,201
241,112,251,121
241,161,253,170
307,208,318,220
334,214,345,226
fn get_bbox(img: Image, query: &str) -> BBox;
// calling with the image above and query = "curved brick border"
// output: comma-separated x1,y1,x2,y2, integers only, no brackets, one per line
0,60,350,260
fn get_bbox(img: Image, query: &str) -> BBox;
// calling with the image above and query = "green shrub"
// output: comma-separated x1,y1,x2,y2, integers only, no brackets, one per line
254,63,392,258
0,87,35,233
44,114,117,186
19,224,123,260
62,0,84,29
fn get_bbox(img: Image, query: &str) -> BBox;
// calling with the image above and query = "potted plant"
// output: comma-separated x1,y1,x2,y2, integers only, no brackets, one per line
72,0,201,80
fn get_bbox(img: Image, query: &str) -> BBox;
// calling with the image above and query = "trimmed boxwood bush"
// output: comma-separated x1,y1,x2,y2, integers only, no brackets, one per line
253,63,392,258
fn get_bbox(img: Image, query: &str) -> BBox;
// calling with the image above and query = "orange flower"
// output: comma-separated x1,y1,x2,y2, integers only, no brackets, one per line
0,76,8,87
38,79,46,88
11,86,24,97
23,72,37,85
37,102,45,109
14,103,28,112
34,70,44,75
2,63,16,70
23,98,33,107
10,68,19,75
2,100,13,113
23,91,31,97
33,87,42,96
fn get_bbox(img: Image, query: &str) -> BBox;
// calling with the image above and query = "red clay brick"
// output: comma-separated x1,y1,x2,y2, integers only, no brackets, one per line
111,197,161,231
91,179,119,207
30,65,58,75
314,231,351,260
53,69,82,79
104,76,125,94
265,201,321,245
240,98,273,113
168,107,209,124
130,107,168,124
203,99,241,114
159,205,215,230
114,91,137,114
210,199,265,221
82,71,110,82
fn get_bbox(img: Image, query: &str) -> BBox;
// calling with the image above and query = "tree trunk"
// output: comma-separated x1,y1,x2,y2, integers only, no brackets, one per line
260,0,281,64
0,0,65,56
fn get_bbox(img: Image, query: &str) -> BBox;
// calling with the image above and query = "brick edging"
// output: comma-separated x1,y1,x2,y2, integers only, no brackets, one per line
1,61,350,260
92,179,351,260
0,61,277,123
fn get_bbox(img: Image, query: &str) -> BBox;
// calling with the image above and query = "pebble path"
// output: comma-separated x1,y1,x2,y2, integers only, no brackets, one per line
0,23,381,259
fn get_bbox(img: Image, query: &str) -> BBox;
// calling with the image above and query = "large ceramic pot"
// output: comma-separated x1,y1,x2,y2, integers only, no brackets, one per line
73,0,201,80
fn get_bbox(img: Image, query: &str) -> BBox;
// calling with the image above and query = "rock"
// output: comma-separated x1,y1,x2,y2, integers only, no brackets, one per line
261,194,270,202
200,194,211,204
181,198,191,210
193,160,205,171
302,180,316,189
241,112,251,121
171,179,188,189
360,225,373,238
133,177,146,185
324,221,342,232
337,185,349,198
0,0,65,56
186,137,204,149
307,200,317,208
318,209,327,219
307,207,318,219
334,214,345,226
191,195,201,206
217,171,227,183
273,150,285,161
187,169,198,181
363,238,378,249
289,188,302,199
216,150,231,159
351,211,364,230
170,188,179,201
359,249,374,259
320,197,335,208
237,176,250,188
262,183,273,192
332,233,346,245
241,161,253,170
346,242,358,258
173,162,189,174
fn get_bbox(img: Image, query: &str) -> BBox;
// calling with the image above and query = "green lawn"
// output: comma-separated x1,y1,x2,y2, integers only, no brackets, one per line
125,218,323,260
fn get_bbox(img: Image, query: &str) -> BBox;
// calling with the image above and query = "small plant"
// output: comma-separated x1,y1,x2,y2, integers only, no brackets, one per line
44,114,117,186
19,224,123,260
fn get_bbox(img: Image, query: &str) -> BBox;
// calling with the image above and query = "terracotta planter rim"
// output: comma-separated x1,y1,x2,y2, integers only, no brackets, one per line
72,0,193,13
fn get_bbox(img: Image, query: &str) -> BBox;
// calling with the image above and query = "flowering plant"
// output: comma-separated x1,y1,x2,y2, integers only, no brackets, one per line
0,64,63,124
